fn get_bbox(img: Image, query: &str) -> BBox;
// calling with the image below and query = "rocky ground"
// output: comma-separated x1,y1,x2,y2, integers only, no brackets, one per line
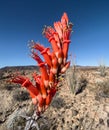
0,66,109,130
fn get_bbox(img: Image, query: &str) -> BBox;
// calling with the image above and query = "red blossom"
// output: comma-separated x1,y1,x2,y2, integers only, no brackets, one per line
10,12,73,115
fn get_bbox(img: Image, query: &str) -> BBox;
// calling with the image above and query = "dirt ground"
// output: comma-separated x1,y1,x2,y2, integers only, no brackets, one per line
0,66,109,130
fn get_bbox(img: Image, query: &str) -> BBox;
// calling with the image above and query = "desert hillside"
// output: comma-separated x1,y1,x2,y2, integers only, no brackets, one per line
0,65,109,130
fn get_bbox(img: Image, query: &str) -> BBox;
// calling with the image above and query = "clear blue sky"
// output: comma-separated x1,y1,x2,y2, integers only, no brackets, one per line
0,0,109,68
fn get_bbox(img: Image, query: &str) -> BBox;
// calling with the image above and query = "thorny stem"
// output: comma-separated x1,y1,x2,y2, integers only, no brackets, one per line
20,110,41,130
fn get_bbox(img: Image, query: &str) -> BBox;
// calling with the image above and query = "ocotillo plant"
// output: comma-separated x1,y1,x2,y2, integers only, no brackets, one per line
10,12,73,116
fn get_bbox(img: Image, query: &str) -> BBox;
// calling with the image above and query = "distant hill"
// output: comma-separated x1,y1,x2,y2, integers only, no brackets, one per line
0,65,108,74
0,65,39,71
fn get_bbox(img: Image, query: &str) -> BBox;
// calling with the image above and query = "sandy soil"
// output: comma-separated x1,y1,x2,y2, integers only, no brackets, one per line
0,66,109,130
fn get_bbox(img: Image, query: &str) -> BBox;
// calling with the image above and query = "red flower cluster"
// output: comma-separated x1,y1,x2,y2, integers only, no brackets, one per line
10,13,73,115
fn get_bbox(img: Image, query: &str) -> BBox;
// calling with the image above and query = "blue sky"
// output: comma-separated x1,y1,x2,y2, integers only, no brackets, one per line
0,0,109,68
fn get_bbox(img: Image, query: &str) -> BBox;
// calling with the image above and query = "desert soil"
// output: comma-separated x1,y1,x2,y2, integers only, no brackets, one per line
0,66,109,130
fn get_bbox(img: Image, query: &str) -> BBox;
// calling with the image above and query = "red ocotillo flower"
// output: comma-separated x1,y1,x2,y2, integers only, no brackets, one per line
53,13,73,64
32,72,41,92
57,49,63,64
61,61,70,73
49,71,55,87
38,62,49,88
10,12,73,115
61,13,73,64
31,51,49,88
45,87,56,109
45,94,52,109
51,52,58,74
29,91,37,105
62,30,71,64
32,72,41,85
53,32,62,49
39,77,47,99
48,26,62,50
11,75,39,96
33,72,47,98
43,26,59,57
32,43,52,67
61,12,69,30
54,21,63,40
37,94,45,112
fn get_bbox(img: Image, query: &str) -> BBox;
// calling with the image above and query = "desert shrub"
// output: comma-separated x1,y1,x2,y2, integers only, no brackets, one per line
98,80,109,98
5,85,14,91
66,66,87,95
13,89,29,101
4,84,20,91
98,63,107,77
51,97,65,109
